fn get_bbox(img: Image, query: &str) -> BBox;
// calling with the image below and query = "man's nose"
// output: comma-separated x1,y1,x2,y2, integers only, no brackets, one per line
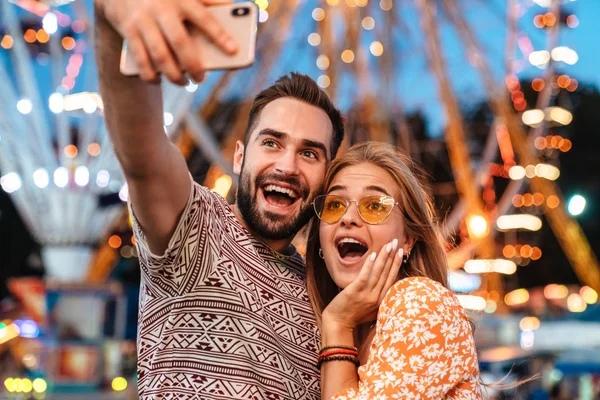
274,149,299,176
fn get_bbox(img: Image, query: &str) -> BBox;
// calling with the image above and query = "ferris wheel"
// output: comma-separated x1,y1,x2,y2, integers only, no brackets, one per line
0,0,197,281
0,0,597,309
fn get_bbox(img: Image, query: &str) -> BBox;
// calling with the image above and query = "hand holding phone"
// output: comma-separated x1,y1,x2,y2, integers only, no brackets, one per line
96,0,254,84
120,2,258,79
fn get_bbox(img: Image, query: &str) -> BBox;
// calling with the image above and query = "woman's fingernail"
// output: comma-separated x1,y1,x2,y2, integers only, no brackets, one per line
370,252,377,261
398,248,404,257
392,239,398,250
386,242,392,252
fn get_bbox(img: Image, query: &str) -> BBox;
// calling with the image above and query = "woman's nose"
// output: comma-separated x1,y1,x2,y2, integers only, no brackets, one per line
339,202,362,226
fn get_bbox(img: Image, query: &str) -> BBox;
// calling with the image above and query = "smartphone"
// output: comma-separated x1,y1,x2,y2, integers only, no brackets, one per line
120,2,258,75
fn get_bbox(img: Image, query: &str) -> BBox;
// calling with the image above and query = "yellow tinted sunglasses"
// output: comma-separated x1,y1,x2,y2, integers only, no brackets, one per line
313,194,398,225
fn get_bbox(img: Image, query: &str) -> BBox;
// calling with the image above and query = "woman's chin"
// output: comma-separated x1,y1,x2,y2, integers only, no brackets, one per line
326,256,362,289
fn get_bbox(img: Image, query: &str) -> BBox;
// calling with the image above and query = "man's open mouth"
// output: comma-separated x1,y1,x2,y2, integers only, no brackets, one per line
336,237,369,262
261,184,300,208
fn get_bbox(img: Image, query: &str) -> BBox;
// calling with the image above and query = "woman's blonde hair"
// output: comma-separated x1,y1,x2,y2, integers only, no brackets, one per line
305,141,450,327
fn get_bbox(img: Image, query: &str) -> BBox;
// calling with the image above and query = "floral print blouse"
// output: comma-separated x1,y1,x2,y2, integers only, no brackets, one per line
332,276,483,400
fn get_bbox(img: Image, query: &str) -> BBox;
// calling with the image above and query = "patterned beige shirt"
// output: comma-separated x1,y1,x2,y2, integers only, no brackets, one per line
130,182,321,399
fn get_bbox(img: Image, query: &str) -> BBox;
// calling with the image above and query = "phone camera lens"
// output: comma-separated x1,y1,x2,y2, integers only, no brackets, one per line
232,7,250,17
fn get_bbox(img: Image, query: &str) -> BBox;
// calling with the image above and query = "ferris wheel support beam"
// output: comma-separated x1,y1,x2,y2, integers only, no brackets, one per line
318,2,338,101
49,29,71,168
185,111,236,184
445,0,600,292
382,8,415,157
344,5,381,143
416,0,495,261
441,0,554,235
0,64,58,242
0,63,48,177
442,120,501,238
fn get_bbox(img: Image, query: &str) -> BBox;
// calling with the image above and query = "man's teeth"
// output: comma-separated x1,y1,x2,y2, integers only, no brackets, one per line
264,185,297,198
338,238,366,247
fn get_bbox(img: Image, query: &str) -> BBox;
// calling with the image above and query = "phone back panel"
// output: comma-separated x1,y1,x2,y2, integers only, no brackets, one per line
120,2,257,75
194,2,258,70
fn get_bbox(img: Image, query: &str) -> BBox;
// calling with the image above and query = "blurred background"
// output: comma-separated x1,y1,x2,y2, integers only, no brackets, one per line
1,0,599,398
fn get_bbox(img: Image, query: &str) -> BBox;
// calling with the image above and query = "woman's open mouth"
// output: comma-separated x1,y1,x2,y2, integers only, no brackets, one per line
336,237,369,263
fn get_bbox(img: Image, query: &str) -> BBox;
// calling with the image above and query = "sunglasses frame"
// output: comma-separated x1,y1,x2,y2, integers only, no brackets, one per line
313,194,399,225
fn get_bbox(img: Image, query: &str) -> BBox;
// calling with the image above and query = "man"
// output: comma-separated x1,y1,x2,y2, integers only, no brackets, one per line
94,0,344,398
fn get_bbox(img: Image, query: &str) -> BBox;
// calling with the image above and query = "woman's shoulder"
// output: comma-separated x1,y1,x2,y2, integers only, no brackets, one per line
380,276,464,318
387,275,452,299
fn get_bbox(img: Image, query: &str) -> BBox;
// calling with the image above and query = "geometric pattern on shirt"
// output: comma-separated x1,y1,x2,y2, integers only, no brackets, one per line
130,182,321,400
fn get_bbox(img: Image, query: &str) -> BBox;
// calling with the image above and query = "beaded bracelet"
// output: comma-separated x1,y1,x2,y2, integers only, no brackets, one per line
318,349,358,360
319,345,358,354
317,355,360,369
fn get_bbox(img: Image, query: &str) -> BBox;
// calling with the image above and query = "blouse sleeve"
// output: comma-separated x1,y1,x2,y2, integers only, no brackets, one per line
331,277,482,400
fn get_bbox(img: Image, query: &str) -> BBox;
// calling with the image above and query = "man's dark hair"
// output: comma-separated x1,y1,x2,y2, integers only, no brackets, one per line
243,72,345,159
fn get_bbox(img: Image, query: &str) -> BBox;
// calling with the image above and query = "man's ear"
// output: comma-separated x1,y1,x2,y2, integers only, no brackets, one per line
233,140,244,175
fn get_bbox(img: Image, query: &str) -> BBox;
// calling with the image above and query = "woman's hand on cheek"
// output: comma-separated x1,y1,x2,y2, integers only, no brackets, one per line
322,239,404,333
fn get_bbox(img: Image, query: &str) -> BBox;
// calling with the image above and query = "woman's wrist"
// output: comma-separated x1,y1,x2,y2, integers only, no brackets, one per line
321,313,355,347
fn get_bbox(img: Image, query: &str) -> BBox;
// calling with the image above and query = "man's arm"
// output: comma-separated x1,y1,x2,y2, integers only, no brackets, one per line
95,10,191,255
95,0,236,254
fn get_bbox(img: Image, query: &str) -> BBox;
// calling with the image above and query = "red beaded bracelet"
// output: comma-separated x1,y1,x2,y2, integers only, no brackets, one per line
319,345,358,354
318,349,358,360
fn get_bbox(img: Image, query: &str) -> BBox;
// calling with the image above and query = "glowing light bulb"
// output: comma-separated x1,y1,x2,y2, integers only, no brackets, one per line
567,195,586,216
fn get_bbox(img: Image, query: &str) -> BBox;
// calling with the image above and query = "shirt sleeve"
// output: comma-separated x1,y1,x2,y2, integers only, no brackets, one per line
332,277,482,400
129,180,225,297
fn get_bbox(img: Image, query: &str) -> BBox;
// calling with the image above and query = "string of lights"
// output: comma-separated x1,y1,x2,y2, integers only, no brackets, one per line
0,0,595,311
0,1,194,280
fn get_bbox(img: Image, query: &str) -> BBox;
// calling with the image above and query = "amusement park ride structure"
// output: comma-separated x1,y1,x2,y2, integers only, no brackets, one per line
0,0,598,301
0,0,598,392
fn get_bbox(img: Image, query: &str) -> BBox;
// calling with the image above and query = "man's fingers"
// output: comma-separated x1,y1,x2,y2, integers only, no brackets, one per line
117,0,237,83
137,18,184,83
125,33,157,81
157,13,206,83
184,1,238,55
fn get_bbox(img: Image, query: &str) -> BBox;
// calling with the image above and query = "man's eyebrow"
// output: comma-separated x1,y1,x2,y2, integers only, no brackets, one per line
255,129,329,159
301,139,328,159
254,128,289,142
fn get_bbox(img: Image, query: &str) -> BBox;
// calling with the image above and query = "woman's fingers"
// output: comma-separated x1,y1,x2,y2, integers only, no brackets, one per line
353,251,377,287
379,248,403,301
346,238,399,296
366,239,397,288
331,240,403,327
374,244,399,293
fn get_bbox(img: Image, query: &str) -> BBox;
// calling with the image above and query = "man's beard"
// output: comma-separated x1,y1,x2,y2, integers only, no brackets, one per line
236,167,316,241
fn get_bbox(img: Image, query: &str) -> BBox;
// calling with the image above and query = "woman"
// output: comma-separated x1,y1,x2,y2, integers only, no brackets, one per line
306,142,483,399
